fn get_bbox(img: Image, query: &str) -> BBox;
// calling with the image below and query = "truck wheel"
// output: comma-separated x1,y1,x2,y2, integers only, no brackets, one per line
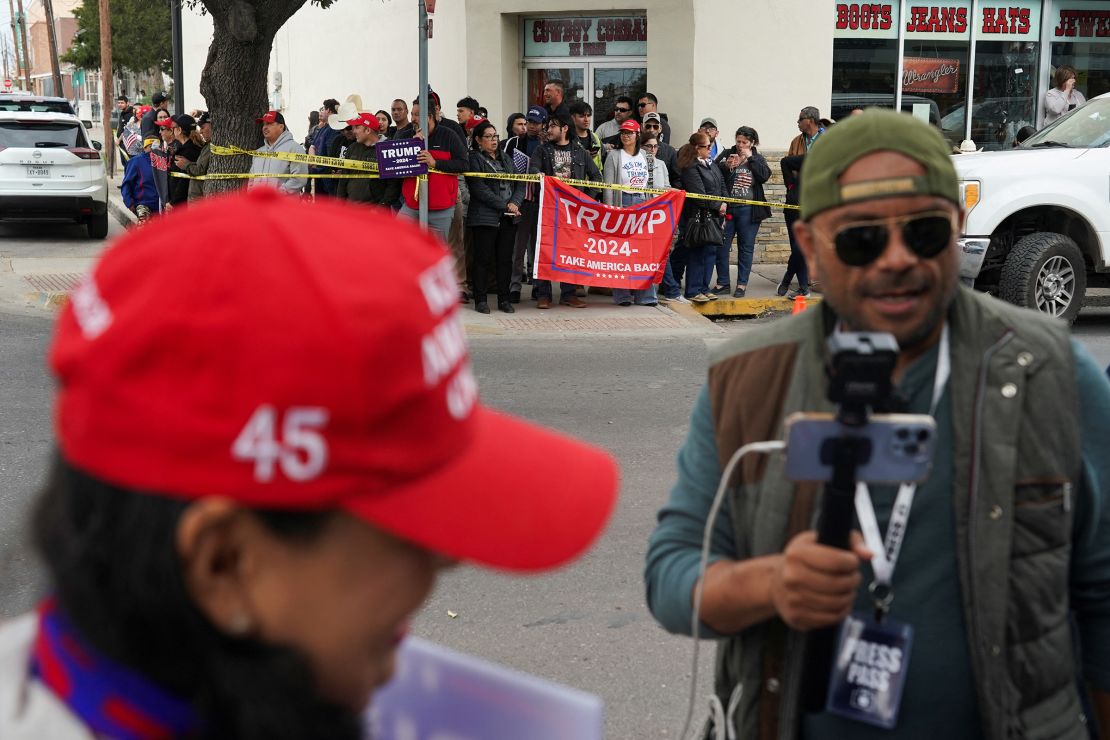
86,211,109,239
998,232,1086,322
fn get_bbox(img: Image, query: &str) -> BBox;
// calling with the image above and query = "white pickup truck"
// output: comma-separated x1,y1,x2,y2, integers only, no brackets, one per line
953,92,1110,322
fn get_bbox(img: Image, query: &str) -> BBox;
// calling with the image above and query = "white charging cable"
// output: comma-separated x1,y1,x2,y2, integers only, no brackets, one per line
678,439,787,740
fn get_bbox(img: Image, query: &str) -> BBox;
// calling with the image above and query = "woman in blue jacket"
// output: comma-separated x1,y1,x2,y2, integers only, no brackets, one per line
121,137,161,220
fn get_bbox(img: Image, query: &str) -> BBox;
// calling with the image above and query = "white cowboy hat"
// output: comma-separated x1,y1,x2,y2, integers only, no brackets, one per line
957,139,982,153
328,94,366,130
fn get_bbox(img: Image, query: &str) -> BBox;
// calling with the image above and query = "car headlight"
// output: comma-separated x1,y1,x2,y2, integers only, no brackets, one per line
959,180,980,213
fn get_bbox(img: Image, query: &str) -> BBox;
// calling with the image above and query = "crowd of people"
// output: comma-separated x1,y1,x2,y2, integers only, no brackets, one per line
118,84,827,313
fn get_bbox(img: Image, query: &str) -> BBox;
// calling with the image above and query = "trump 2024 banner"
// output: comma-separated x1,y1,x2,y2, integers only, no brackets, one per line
534,177,685,290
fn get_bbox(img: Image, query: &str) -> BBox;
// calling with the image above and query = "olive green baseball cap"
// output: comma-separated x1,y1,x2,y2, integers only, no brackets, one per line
799,109,959,220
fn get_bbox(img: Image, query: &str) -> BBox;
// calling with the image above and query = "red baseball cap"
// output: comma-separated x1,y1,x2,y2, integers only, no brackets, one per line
346,112,380,131
154,117,173,129
619,120,641,133
255,110,285,125
463,115,486,132
50,188,619,572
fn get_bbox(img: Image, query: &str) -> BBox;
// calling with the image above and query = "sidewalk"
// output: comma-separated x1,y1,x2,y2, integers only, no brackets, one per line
9,164,812,332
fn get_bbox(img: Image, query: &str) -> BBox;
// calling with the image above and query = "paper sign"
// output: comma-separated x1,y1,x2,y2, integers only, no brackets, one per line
376,137,428,179
367,637,604,740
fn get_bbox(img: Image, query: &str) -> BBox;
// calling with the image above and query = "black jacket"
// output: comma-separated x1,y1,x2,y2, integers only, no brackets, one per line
714,147,772,223
530,140,602,200
781,154,805,223
466,149,524,228
656,141,681,189
168,139,201,206
681,158,727,217
336,140,400,207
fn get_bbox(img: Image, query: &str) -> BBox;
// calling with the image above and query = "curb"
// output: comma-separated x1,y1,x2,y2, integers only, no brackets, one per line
107,190,137,227
690,295,822,319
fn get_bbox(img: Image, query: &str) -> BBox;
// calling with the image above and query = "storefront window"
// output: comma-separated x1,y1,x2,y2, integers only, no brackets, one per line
901,1,973,147
831,3,901,119
962,1,1041,150
1049,2,1110,112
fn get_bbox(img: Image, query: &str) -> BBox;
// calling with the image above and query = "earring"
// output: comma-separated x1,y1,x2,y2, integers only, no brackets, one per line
227,612,253,636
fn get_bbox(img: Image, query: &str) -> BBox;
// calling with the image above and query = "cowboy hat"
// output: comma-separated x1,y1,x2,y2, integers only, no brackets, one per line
328,94,366,130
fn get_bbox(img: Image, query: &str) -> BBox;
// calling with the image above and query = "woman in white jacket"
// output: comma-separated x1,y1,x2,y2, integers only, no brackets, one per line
1042,65,1086,128
603,123,671,306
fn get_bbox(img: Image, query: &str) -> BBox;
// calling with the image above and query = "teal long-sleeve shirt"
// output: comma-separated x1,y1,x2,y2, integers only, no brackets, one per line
644,340,1110,738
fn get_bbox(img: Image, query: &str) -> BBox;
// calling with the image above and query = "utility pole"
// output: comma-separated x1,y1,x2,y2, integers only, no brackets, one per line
43,0,62,96
98,0,113,176
7,0,19,87
417,0,429,229
15,0,29,91
170,0,183,113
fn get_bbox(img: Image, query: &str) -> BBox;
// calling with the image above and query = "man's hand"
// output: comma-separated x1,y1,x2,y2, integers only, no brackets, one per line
417,150,436,168
506,202,521,216
174,156,189,169
718,203,727,216
770,530,871,631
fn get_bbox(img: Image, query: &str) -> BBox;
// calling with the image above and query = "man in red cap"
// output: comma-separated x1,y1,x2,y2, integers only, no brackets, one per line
248,110,308,195
0,189,619,739
336,112,400,207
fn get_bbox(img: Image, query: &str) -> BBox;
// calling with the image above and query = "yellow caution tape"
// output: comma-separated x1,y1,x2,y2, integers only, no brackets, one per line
210,143,379,173
171,171,379,181
201,147,799,210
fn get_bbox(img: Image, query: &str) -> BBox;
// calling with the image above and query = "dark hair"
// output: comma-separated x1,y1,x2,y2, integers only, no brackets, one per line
117,95,129,103
615,95,635,110
735,125,760,148
568,100,593,117
307,110,319,128
32,456,360,740
1054,64,1078,89
1014,125,1036,146
548,113,571,131
322,99,340,114
544,79,565,94
506,112,525,131
477,106,488,118
456,96,480,113
470,119,497,150
639,92,658,105
677,131,710,171
376,109,389,121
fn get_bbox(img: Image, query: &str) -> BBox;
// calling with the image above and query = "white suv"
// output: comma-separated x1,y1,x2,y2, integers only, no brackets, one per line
953,92,1110,322
0,111,109,238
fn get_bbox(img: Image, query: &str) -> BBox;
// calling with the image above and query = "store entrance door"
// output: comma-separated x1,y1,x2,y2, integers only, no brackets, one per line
524,62,646,125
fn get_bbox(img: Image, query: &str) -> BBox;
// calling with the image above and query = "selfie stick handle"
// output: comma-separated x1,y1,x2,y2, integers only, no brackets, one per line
801,435,865,712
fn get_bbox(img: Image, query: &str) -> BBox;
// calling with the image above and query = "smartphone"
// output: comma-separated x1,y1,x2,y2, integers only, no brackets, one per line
782,412,936,484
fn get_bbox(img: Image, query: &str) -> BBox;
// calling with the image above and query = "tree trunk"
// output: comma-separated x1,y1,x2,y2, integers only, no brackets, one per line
198,0,308,194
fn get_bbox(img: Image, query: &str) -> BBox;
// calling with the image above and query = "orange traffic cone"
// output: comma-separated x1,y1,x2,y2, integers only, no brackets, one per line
792,294,807,314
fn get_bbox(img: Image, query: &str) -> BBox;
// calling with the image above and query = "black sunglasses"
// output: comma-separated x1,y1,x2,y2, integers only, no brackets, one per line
637,102,649,108
820,211,953,267
614,106,631,113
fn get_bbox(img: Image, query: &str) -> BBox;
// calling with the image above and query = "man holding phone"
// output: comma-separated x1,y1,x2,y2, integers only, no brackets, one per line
645,109,1110,739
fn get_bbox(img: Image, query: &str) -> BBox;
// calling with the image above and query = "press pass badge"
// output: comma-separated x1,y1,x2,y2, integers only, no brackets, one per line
825,614,913,729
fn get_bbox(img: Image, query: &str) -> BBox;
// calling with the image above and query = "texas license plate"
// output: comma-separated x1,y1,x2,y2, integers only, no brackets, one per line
26,166,50,177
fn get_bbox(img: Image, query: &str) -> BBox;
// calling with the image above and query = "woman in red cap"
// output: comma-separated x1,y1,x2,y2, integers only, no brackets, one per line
0,189,618,739
603,119,662,306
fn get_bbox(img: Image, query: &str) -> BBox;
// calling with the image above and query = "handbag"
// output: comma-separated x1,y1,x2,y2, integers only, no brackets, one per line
685,208,724,248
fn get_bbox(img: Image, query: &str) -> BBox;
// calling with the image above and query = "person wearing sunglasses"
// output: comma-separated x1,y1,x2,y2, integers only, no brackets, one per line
636,93,671,144
595,95,636,151
646,108,1110,739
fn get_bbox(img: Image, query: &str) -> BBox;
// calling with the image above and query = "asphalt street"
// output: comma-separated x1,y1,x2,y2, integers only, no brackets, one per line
1,234,1109,737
